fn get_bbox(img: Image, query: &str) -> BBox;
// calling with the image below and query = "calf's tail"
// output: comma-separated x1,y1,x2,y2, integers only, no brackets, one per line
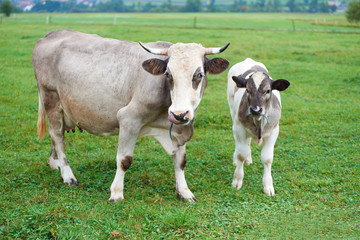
37,95,46,139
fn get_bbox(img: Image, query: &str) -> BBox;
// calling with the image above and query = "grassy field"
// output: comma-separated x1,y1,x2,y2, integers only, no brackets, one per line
6,12,360,33
1,13,359,239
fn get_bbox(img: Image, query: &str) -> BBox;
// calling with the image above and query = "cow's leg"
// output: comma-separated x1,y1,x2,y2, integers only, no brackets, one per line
148,128,196,202
109,109,142,201
43,91,77,185
261,125,279,196
48,140,59,170
171,144,197,202
232,124,251,190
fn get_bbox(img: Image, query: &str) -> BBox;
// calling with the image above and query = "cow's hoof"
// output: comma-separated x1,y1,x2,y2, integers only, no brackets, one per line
176,190,197,202
232,179,243,190
70,179,78,186
62,177,78,186
264,186,275,196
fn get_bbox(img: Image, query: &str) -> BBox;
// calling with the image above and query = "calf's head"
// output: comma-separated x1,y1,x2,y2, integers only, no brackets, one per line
232,72,290,120
140,42,230,125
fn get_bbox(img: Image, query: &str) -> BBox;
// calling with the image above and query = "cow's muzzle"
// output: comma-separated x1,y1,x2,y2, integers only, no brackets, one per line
168,111,190,125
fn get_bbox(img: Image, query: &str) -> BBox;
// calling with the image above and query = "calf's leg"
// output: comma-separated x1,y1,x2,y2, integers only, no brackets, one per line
232,124,251,190
261,125,279,196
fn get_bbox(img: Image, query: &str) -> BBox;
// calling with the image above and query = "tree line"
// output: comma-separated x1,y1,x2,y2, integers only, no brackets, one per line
1,0,360,23
0,0,347,14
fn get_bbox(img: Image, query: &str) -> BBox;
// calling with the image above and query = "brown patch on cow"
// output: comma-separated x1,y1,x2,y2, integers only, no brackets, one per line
205,57,229,75
50,139,58,160
192,67,203,90
172,123,194,146
237,154,246,162
142,58,168,75
180,153,187,170
121,156,133,171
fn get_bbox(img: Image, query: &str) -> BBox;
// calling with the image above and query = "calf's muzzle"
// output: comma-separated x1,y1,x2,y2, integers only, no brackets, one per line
250,106,263,115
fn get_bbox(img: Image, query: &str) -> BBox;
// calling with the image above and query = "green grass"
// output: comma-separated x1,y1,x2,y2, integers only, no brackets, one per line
5,12,360,33
1,13,359,239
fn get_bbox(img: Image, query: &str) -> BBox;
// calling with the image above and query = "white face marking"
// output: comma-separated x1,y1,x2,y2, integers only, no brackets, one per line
251,72,266,90
167,43,206,123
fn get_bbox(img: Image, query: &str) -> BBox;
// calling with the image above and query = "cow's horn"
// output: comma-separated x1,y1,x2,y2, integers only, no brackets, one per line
139,41,168,56
205,42,230,55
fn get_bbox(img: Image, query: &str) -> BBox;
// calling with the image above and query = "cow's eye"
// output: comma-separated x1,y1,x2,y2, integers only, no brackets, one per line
246,89,250,93
266,89,271,94
165,72,172,80
197,72,204,79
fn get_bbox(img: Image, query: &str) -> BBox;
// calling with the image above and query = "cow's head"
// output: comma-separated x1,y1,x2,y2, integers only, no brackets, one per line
140,42,230,125
232,72,290,120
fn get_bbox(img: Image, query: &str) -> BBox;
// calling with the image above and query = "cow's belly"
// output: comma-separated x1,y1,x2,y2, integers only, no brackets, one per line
59,90,123,136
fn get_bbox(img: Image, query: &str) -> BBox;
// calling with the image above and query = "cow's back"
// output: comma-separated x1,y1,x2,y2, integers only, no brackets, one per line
33,30,172,136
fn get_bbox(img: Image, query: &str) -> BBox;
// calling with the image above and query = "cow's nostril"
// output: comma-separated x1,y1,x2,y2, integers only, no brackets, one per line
171,111,190,121
250,106,262,115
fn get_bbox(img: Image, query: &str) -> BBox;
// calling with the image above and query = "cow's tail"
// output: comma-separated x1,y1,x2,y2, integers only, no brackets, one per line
37,95,46,139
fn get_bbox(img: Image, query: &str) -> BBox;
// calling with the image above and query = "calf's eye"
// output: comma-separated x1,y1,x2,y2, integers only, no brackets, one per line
266,89,271,94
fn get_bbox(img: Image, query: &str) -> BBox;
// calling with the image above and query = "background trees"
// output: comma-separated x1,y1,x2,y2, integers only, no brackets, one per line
346,0,360,23
0,0,344,14
0,0,14,16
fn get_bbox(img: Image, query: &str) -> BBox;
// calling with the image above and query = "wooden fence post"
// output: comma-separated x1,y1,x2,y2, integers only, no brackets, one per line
292,20,296,31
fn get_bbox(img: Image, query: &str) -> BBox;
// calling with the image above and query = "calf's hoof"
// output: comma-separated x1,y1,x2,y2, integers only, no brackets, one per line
264,186,275,196
232,178,243,190
109,191,124,202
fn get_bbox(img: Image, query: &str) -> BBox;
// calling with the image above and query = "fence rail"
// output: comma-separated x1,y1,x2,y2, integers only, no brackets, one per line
4,14,360,34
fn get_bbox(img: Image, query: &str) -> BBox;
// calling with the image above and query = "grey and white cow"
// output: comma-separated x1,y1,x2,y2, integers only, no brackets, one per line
227,58,290,195
33,29,230,201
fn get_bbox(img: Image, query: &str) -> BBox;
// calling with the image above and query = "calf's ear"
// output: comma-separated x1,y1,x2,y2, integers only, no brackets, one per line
272,79,290,91
142,58,167,75
232,76,247,88
206,57,230,75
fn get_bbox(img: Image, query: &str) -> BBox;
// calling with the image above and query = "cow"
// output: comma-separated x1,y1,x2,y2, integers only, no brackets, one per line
32,29,230,202
227,58,290,195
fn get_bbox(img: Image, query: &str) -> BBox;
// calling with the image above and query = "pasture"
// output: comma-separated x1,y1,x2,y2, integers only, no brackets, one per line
0,13,359,239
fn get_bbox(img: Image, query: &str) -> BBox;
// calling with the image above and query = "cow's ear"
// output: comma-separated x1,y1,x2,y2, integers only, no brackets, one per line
142,58,167,75
205,57,230,75
272,79,290,91
232,75,247,88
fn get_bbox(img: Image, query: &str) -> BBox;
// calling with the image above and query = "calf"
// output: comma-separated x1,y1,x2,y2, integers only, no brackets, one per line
227,58,290,195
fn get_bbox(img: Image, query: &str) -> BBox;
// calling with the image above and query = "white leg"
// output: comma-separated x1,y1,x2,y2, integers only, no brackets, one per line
48,142,60,170
172,144,197,202
49,128,77,185
261,125,279,196
109,116,140,202
232,143,251,190
232,123,251,190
